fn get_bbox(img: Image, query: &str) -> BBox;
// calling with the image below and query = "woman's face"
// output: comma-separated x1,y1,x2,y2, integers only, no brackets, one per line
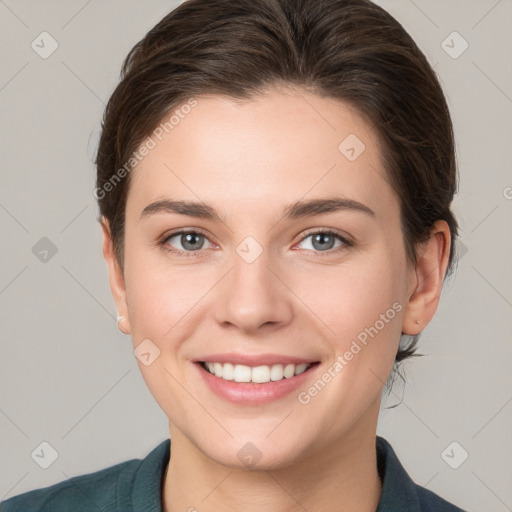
107,88,421,469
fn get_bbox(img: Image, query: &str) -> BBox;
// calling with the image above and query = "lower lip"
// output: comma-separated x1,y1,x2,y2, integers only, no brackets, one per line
194,361,320,405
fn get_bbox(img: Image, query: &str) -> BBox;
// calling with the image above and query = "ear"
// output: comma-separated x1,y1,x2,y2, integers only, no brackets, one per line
101,217,131,334
402,220,451,335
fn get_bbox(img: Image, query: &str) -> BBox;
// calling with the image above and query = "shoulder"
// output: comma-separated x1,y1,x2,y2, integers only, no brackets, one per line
0,439,170,512
0,458,138,512
0,462,131,512
376,436,469,512
415,484,468,512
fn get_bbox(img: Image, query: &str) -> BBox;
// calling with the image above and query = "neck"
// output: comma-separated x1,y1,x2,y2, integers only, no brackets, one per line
162,400,382,512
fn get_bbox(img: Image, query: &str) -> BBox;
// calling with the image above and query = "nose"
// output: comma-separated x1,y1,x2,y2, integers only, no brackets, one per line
212,246,294,334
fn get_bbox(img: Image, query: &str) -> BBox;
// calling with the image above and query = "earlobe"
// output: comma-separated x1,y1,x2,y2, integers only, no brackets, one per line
101,217,131,335
401,220,451,336
116,314,131,335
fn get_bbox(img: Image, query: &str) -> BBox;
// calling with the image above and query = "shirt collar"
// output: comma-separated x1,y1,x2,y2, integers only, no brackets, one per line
128,436,422,512
128,439,170,512
376,435,422,511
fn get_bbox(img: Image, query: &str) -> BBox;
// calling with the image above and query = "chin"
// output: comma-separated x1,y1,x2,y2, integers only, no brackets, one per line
197,434,307,471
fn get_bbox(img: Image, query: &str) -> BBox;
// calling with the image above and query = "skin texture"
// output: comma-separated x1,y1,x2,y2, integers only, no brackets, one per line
101,87,450,512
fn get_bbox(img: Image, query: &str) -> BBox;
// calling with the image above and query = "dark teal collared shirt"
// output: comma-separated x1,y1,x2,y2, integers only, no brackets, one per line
1,436,468,511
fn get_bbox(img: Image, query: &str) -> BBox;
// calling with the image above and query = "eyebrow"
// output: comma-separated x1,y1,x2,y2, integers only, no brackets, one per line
140,197,375,222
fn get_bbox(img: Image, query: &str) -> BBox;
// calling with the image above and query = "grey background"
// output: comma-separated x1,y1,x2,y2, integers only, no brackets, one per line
0,0,511,510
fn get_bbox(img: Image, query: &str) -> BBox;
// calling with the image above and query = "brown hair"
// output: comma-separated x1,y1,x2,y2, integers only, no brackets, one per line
95,0,459,376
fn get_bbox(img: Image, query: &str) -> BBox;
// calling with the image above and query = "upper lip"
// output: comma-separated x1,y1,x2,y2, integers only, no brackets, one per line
194,353,319,367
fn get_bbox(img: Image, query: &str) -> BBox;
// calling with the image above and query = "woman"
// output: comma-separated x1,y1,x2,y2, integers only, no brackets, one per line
0,0,469,510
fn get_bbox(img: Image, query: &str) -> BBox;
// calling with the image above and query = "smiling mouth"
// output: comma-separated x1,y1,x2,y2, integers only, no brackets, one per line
198,361,320,384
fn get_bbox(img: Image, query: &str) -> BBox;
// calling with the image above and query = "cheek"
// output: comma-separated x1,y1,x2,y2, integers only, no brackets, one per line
126,264,203,342
295,247,407,376
305,257,404,332
122,256,206,416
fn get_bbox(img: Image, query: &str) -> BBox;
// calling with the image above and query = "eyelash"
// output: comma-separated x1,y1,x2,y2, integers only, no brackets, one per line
158,228,353,258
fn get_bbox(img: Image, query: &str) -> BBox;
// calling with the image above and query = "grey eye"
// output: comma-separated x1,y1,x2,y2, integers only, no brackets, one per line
298,232,344,252
167,232,212,252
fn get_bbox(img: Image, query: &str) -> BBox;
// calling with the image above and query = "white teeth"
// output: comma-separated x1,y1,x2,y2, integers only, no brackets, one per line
233,364,252,382
270,364,284,381
283,364,295,379
251,365,270,383
213,362,223,378
295,363,309,375
222,363,234,380
202,361,312,383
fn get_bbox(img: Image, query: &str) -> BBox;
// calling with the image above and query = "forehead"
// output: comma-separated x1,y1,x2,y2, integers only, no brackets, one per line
126,88,396,220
